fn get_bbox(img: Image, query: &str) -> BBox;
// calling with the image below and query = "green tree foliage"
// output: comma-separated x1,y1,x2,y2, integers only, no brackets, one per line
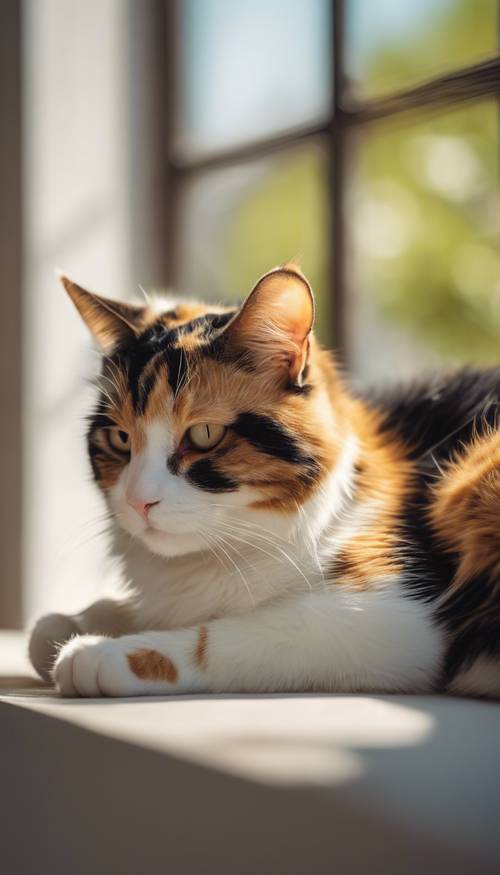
226,150,330,344
354,0,500,362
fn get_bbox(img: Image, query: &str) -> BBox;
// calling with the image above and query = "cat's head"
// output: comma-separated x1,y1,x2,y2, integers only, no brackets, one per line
63,266,343,558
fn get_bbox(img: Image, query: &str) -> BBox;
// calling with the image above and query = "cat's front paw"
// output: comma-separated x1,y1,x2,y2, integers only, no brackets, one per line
54,635,133,697
54,631,209,697
29,613,80,681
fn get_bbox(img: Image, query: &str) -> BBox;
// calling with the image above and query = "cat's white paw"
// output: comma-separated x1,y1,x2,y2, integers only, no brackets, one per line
53,631,209,697
29,613,80,681
54,635,134,697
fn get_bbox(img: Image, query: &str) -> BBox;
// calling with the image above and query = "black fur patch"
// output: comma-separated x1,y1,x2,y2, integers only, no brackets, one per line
187,459,238,493
86,405,117,477
186,311,235,338
233,413,310,465
88,409,116,431
438,572,500,681
288,381,313,397
123,329,163,412
117,312,238,412
166,453,180,476
372,368,500,463
370,367,500,687
371,367,500,604
135,367,159,416
165,345,187,397
396,489,455,604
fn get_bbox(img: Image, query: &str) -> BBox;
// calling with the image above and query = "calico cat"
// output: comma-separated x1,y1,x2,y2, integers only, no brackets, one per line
29,265,500,698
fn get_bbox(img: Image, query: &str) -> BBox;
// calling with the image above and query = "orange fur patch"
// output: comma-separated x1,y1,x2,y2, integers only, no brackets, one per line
127,648,178,683
195,625,209,669
329,397,414,589
430,428,500,587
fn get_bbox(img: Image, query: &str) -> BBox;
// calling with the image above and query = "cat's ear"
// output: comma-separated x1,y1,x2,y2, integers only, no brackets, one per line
224,264,315,385
60,274,147,353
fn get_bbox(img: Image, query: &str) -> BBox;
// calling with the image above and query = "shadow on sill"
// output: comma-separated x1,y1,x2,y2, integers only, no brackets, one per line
0,696,482,875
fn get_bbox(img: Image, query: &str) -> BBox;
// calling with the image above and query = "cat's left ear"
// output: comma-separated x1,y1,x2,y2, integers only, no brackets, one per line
60,275,147,354
223,264,315,385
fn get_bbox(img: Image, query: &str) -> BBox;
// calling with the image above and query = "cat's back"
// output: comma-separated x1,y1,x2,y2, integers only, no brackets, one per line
366,366,500,464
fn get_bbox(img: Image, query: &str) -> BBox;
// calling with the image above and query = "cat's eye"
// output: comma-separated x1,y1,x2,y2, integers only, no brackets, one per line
188,423,226,451
107,427,131,453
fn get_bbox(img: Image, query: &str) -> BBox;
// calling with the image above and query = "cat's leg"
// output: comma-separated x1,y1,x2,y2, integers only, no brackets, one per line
430,428,500,697
29,597,137,681
53,587,442,696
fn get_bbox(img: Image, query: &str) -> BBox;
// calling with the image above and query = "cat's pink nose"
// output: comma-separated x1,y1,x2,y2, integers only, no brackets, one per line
127,498,160,521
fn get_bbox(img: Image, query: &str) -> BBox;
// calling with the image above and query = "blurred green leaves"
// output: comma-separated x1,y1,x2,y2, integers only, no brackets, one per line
353,99,499,362
225,148,330,345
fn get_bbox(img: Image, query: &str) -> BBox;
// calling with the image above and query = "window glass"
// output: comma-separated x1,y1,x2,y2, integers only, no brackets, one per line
345,0,498,102
178,145,331,344
346,101,500,383
177,0,331,158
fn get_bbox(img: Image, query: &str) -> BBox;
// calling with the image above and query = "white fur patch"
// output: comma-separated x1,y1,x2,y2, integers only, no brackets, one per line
53,581,443,696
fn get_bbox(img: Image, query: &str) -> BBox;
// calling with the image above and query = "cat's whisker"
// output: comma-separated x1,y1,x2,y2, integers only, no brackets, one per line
213,524,280,563
214,532,258,572
195,528,230,572
93,385,116,409
214,516,314,572
138,283,152,305
58,523,113,558
198,524,240,573
173,345,186,399
205,509,292,544
206,532,255,607
430,453,446,476
216,518,306,562
213,534,291,594
214,521,313,593
293,499,325,583
95,372,122,398
56,512,114,555
214,521,300,566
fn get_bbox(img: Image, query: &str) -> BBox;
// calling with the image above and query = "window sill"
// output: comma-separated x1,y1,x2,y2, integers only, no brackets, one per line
1,630,499,874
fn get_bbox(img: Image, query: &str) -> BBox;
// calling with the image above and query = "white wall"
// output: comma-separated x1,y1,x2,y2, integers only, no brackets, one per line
22,0,135,622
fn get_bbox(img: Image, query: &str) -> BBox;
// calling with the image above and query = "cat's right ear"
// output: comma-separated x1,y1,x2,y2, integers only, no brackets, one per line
220,264,315,385
59,274,147,354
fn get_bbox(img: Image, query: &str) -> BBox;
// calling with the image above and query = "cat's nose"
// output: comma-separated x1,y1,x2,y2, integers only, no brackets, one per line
127,497,160,521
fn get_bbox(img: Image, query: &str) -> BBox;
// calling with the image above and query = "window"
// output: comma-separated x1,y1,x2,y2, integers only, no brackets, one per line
165,0,500,379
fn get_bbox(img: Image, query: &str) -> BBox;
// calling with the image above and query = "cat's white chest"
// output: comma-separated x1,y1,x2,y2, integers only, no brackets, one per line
118,534,318,630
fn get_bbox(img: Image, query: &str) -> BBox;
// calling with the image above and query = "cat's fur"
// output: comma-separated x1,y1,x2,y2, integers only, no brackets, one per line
29,265,500,698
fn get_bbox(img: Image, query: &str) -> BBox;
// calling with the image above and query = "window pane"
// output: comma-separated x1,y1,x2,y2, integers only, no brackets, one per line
345,0,498,101
346,101,500,383
177,145,331,344
176,0,331,158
